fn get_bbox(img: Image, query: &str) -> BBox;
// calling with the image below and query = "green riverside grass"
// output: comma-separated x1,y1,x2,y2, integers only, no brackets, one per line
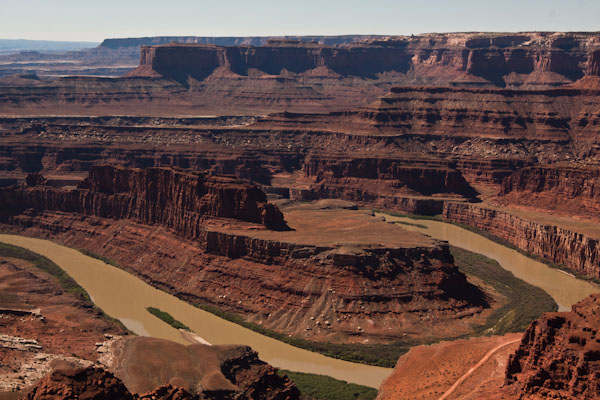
450,246,558,333
146,307,191,331
0,242,130,332
278,370,377,400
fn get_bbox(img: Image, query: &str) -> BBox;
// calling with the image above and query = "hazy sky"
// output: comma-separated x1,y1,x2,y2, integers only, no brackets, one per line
2,0,599,42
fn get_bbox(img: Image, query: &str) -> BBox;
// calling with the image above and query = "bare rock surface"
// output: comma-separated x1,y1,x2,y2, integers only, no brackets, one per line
505,294,600,399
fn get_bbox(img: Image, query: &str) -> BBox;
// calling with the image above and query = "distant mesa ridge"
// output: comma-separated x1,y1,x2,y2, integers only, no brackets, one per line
125,32,600,85
99,35,386,49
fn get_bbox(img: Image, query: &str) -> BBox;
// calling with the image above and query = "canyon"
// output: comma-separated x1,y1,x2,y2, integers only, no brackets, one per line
0,166,491,344
1,30,600,399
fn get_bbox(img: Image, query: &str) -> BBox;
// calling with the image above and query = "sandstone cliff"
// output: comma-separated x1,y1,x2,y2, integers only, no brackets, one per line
303,155,479,200
0,165,288,231
505,294,600,399
499,166,600,220
442,202,600,280
279,86,600,143
4,32,600,116
128,32,600,89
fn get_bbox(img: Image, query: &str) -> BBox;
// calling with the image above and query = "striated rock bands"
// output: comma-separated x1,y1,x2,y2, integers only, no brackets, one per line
506,294,600,399
296,86,600,142
500,166,600,220
0,165,287,231
303,154,479,200
443,202,600,280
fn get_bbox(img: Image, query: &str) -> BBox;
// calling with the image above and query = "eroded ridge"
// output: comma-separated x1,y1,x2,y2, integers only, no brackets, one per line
505,293,600,399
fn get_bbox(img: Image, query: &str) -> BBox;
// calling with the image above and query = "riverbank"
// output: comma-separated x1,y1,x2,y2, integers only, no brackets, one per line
0,234,391,388
0,231,558,368
379,213,600,311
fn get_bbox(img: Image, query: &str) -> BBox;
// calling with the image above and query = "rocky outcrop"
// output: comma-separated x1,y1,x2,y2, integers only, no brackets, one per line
0,166,287,231
442,202,600,280
303,155,479,200
21,345,301,400
588,49,600,77
505,294,600,399
22,367,134,400
110,337,299,400
499,166,600,220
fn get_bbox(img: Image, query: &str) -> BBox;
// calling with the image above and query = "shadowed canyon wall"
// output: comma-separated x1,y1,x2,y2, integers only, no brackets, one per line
0,165,287,230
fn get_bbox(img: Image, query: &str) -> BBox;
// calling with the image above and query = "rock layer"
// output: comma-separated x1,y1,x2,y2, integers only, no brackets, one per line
499,166,600,220
506,294,600,399
129,33,600,88
0,165,287,231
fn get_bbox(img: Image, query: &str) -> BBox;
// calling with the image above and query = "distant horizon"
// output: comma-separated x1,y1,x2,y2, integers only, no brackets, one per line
4,30,600,45
2,0,599,42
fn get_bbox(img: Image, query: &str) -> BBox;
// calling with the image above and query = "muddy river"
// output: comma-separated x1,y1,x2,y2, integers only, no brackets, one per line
1,216,598,388
0,234,390,388
378,214,600,311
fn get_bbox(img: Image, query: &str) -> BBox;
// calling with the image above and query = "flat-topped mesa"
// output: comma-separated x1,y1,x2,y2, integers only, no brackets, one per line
127,32,600,87
505,293,600,398
129,42,412,81
0,165,288,231
98,35,383,49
